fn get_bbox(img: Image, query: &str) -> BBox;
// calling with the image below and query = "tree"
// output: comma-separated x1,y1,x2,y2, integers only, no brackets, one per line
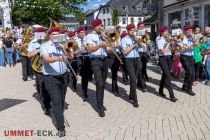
10,0,87,26
112,9,120,27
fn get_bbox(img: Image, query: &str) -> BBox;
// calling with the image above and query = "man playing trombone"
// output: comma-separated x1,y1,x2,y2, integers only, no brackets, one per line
40,26,74,137
86,19,118,117
121,23,141,108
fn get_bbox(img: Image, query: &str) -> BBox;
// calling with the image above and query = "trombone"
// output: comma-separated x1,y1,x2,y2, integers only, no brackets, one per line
51,34,78,80
99,28,123,65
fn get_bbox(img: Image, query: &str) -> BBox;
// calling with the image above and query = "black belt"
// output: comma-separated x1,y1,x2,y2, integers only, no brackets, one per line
91,57,106,61
49,72,67,79
80,56,90,59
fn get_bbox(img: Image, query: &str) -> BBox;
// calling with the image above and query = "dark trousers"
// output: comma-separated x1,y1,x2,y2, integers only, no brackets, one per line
194,62,201,81
107,53,121,92
80,56,92,97
139,52,149,79
20,55,33,79
68,59,77,89
180,55,194,91
125,58,141,102
44,73,68,130
159,56,175,98
122,57,129,82
91,57,108,111
34,72,51,110
137,55,146,89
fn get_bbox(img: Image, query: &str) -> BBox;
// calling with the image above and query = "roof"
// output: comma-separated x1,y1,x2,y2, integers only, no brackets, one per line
85,8,99,16
97,0,145,17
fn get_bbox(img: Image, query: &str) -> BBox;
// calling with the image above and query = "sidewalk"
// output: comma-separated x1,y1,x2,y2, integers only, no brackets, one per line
0,63,210,140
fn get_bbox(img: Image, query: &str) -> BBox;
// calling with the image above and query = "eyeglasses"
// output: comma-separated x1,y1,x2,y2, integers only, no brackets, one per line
130,29,135,31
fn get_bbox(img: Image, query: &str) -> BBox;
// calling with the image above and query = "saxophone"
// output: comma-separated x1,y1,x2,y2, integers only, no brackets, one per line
18,28,32,56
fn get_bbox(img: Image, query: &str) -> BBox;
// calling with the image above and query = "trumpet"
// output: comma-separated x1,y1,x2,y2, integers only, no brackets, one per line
99,28,123,65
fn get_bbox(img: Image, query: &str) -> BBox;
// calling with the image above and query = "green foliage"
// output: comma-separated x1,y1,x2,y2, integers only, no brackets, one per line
10,0,87,26
112,9,119,26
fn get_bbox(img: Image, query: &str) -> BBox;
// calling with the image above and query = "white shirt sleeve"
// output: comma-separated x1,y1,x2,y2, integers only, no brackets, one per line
86,34,93,45
40,43,48,57
121,38,127,48
157,38,165,50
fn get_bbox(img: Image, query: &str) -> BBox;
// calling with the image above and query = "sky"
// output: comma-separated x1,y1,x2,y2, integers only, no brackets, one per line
81,0,109,11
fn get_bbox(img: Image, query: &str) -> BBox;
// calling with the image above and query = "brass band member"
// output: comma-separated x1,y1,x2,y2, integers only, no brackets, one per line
75,26,92,101
179,25,196,95
19,27,34,81
67,31,78,92
156,26,178,102
136,21,149,81
136,21,147,92
27,27,51,115
86,19,116,117
121,23,141,107
40,26,74,137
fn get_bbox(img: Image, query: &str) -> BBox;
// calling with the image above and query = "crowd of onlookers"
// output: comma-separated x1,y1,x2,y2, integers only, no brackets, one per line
0,26,23,68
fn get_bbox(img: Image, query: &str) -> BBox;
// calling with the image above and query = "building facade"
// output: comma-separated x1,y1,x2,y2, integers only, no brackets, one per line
96,0,145,30
0,0,12,28
163,0,210,31
85,8,99,29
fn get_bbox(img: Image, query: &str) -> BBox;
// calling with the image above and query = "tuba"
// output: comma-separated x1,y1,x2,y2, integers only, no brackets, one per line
18,28,32,56
31,39,44,73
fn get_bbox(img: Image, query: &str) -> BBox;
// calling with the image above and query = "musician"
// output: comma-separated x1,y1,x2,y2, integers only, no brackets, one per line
19,27,34,81
75,26,92,101
136,21,149,81
40,26,74,137
156,26,177,102
86,19,115,117
67,31,78,92
117,26,129,85
106,29,122,96
179,25,196,95
27,27,51,115
135,21,147,92
121,23,141,107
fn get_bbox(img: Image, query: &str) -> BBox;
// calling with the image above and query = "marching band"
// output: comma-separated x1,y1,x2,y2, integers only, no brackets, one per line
1,18,210,137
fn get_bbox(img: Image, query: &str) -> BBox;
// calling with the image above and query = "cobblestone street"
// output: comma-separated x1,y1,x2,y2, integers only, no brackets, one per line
0,63,210,140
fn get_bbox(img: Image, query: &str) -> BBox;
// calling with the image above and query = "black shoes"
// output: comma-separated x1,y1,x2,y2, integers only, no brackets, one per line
141,88,147,92
113,91,120,97
58,129,66,137
170,97,178,102
182,89,195,96
22,77,27,81
98,110,105,117
159,92,166,98
133,102,139,108
44,108,50,116
83,95,88,102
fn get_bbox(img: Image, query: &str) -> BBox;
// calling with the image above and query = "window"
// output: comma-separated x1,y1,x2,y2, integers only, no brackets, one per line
122,18,126,25
193,7,200,20
185,9,189,20
107,8,109,14
103,8,106,14
103,19,106,26
204,4,210,26
131,18,134,24
107,18,110,26
137,6,142,13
